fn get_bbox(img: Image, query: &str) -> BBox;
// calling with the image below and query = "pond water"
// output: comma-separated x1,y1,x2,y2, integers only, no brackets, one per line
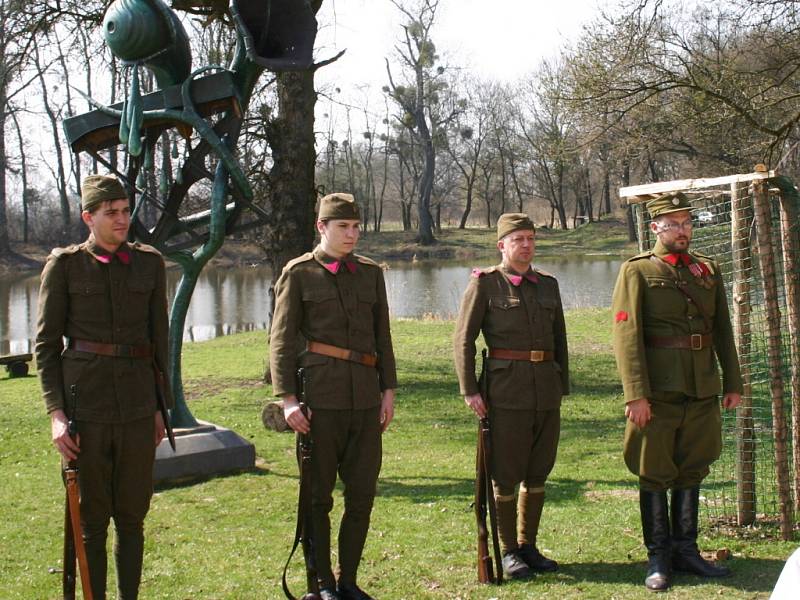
0,255,622,355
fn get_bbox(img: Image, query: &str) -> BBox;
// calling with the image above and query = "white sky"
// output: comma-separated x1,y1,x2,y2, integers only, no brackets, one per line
314,0,612,95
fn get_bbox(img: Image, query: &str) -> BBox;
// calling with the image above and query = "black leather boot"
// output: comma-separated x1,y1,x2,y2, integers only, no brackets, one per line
671,487,730,577
640,490,671,592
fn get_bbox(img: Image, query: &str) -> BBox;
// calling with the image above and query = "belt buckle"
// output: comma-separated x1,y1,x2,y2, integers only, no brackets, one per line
529,350,544,362
691,334,703,351
117,344,132,358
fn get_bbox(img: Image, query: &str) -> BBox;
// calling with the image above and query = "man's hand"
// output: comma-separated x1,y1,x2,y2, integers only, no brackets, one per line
380,389,395,433
51,409,80,461
464,393,487,418
625,398,652,428
154,411,166,447
283,395,311,434
722,392,742,410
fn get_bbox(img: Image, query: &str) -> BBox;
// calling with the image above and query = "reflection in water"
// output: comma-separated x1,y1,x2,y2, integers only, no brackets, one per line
0,256,621,350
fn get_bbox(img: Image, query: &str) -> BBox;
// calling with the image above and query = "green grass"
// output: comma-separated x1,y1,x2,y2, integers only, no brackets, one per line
357,219,636,261
1,311,794,599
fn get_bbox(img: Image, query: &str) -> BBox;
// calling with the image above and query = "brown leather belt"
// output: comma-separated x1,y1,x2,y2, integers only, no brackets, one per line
307,341,378,367
488,348,554,362
68,339,153,359
645,333,712,351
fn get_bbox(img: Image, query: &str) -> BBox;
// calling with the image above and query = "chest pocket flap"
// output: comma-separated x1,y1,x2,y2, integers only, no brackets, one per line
489,295,521,310
302,287,337,303
68,280,105,296
645,276,677,290
128,278,155,293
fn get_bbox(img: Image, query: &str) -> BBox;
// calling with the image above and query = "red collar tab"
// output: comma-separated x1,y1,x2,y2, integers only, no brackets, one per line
93,248,130,264
663,253,691,267
323,259,356,275
507,272,538,287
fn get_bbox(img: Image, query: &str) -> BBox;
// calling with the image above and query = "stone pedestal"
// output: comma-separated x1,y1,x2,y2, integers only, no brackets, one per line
153,420,255,483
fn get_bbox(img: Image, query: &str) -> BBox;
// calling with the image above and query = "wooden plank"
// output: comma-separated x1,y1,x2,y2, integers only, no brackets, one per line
0,353,32,365
619,170,776,202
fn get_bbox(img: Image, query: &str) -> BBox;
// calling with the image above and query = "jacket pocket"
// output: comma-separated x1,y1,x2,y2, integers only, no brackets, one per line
68,280,107,324
645,276,676,290
489,295,521,310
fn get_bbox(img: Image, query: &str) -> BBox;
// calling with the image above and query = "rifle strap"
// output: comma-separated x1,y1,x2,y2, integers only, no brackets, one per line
282,437,314,600
484,441,503,585
63,493,76,599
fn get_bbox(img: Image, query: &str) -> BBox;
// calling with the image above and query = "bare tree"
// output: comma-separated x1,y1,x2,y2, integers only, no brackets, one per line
385,0,456,245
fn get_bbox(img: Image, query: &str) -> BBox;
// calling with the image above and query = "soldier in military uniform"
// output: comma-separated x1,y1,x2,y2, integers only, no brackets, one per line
611,192,742,592
36,175,172,599
454,213,569,580
270,193,397,600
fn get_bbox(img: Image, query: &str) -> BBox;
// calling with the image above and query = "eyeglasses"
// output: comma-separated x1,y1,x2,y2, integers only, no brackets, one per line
656,219,693,232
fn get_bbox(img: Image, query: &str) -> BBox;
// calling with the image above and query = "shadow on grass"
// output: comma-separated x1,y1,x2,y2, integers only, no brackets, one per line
549,558,784,592
154,464,271,491
377,476,473,503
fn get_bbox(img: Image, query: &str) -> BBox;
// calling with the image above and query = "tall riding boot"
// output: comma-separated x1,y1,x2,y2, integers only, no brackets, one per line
83,526,108,600
517,488,558,572
311,500,336,590
337,492,375,588
640,489,671,592
671,487,730,577
114,524,144,600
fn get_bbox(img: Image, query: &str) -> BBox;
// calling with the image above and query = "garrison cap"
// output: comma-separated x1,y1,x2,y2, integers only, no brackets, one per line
318,193,360,221
646,191,696,219
497,212,535,240
81,175,126,212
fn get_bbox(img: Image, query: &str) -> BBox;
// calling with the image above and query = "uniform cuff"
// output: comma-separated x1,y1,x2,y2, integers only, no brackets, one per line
623,381,650,403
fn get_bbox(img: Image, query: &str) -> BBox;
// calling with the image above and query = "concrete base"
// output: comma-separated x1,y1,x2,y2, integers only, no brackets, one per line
153,420,255,484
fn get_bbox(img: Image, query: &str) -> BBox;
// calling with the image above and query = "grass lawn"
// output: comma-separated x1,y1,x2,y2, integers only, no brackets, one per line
0,310,794,599
356,220,636,262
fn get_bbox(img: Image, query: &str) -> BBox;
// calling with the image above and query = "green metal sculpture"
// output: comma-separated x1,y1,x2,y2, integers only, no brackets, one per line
63,0,318,428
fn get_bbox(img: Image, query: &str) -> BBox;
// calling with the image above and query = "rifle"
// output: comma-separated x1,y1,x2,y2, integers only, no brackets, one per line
152,362,175,451
475,349,503,585
282,368,321,600
63,385,94,600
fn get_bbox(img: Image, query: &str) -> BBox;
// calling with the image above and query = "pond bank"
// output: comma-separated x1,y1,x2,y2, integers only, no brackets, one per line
1,218,635,276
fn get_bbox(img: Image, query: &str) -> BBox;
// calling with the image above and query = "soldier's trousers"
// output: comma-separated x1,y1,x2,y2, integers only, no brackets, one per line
624,392,722,492
490,407,560,490
489,408,560,553
75,416,156,600
310,406,382,589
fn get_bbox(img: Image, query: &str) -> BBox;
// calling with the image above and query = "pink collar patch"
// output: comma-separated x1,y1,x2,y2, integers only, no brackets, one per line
507,272,538,287
323,259,356,275
94,249,130,264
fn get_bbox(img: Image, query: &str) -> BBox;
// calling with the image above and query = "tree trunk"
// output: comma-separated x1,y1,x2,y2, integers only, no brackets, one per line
0,74,9,254
11,110,28,243
264,69,318,315
33,40,70,242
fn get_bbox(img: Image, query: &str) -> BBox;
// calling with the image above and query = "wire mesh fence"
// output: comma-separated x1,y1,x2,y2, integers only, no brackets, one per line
626,172,799,540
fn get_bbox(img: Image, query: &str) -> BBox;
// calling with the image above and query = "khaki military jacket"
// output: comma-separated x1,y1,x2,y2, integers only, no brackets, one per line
453,264,569,411
36,237,173,423
611,240,743,402
269,246,397,410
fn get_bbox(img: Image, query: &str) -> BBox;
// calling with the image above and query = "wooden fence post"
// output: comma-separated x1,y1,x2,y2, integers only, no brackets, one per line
778,189,800,515
752,180,793,540
730,182,756,525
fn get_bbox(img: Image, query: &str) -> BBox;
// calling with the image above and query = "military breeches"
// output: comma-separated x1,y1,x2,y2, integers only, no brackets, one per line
309,406,382,588
74,416,156,599
624,392,722,492
489,408,560,492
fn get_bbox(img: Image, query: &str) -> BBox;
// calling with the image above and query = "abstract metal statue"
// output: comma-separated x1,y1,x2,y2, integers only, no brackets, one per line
63,0,318,428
